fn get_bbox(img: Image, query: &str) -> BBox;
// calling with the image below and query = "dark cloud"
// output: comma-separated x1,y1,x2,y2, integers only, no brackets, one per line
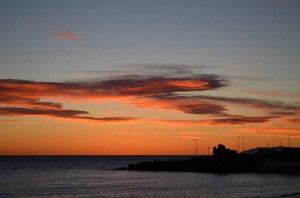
213,115,276,125
67,64,209,78
97,75,225,95
158,94,300,115
191,95,293,110
0,106,87,117
0,106,138,123
126,64,208,75
0,96,62,109
0,74,225,96
177,103,226,115
288,118,300,124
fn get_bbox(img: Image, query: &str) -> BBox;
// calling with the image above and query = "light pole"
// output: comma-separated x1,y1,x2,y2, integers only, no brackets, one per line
286,136,290,148
242,136,245,152
192,139,198,157
237,136,240,153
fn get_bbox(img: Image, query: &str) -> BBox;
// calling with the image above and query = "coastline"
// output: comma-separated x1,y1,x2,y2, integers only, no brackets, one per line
122,155,300,174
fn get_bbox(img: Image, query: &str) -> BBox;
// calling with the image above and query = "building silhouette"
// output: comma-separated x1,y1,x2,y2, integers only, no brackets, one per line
213,144,237,157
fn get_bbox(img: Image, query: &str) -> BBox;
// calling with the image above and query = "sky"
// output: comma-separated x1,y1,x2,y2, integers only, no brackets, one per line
0,0,300,155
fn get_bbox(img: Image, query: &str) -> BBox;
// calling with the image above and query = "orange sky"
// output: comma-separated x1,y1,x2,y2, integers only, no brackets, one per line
0,75,299,155
1,0,300,155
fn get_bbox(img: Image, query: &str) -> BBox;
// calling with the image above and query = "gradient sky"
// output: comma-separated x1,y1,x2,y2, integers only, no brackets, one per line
1,0,299,155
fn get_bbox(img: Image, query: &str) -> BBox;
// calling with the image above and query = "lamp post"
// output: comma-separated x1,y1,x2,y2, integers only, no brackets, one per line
242,136,245,152
286,136,290,148
192,139,198,157
237,136,240,154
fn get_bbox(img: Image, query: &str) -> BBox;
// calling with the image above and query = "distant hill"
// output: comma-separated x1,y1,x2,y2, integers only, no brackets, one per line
123,146,300,174
241,146,300,161
241,146,287,155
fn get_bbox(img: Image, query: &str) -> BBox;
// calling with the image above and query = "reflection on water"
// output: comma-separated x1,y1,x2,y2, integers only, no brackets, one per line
1,156,299,197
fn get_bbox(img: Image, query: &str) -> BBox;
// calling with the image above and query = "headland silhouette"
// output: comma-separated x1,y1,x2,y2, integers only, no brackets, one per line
119,144,300,174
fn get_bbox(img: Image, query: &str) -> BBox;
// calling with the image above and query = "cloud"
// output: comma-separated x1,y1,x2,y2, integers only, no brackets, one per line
0,72,227,124
51,29,80,40
0,106,86,117
145,115,276,127
213,115,276,125
248,91,300,98
277,0,289,6
1,66,299,126
147,119,214,127
0,106,138,124
150,116,277,127
288,118,300,124
177,103,226,115
0,119,18,122
0,96,62,109
239,127,300,138
96,75,225,96
0,74,225,99
176,95,300,116
177,131,208,139
147,94,300,123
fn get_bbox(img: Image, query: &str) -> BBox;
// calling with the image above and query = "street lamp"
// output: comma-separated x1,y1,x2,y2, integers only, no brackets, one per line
237,136,240,153
286,136,290,148
192,139,198,157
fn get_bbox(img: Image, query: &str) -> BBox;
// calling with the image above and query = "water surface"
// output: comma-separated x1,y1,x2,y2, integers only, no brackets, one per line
1,156,299,197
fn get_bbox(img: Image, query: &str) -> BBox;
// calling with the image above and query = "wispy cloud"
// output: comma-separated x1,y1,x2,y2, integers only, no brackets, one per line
288,118,300,124
0,119,18,122
51,29,80,40
0,106,138,124
177,103,226,116
276,0,289,7
213,115,276,125
177,131,208,139
239,127,300,138
0,96,62,109
248,91,300,98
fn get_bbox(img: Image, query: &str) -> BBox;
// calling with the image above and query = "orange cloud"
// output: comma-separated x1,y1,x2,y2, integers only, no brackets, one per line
0,119,18,122
288,118,300,124
248,91,300,98
177,131,208,139
0,96,62,109
213,115,277,125
239,127,300,138
51,30,80,40
1,69,299,126
0,106,138,124
147,119,214,127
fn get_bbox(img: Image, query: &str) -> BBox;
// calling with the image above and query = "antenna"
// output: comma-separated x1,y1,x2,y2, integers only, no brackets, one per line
208,145,210,155
280,141,281,148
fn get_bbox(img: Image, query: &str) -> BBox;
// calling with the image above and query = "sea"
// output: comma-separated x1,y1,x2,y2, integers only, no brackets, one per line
1,156,299,198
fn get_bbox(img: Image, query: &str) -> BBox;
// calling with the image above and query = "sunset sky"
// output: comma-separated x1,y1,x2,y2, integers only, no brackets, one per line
1,0,300,155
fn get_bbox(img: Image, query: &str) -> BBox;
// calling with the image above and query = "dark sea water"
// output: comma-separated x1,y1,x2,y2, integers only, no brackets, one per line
1,156,299,198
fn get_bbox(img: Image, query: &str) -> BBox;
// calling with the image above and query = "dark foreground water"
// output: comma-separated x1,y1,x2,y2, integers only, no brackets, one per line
1,156,299,198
